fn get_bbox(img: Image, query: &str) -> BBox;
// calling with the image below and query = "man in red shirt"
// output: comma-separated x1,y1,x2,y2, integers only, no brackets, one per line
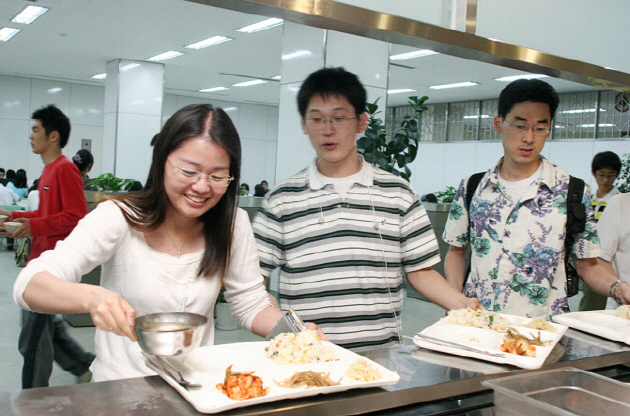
0,105,95,388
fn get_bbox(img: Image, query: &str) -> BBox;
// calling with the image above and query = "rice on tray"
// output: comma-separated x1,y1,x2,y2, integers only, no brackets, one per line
266,330,339,365
446,308,511,332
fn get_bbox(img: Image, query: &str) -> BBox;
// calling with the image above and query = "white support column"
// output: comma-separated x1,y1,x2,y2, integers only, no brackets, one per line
102,59,164,183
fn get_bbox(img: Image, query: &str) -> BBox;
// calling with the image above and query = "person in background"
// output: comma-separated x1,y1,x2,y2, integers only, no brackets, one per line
253,183,266,197
4,169,16,186
0,104,95,389
240,183,250,196
260,180,269,194
579,151,622,311
0,167,5,181
26,179,40,212
597,193,630,310
127,181,143,192
12,103,324,382
253,67,480,352
8,169,29,198
72,149,95,190
0,181,20,205
443,79,630,319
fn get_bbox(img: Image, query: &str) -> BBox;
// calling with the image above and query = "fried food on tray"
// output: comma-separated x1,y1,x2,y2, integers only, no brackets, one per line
523,317,559,332
499,327,552,357
216,365,269,400
500,338,536,357
275,371,340,388
345,359,382,382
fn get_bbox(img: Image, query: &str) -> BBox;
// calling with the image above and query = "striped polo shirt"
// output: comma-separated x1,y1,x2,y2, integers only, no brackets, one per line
253,159,440,351
592,186,620,222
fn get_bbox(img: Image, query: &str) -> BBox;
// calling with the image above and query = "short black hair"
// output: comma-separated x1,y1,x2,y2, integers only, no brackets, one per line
497,79,559,120
297,67,366,118
592,151,622,174
240,183,249,192
31,105,71,148
72,149,94,173
0,168,4,174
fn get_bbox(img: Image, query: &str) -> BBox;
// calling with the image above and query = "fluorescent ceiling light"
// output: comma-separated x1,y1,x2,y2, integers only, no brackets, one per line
390,50,437,60
236,18,283,33
147,51,184,61
579,123,614,128
199,87,228,93
554,125,566,129
561,108,605,114
271,75,281,80
387,88,417,95
47,87,62,94
494,74,549,82
12,5,49,24
185,36,233,49
281,50,312,60
232,79,267,87
430,81,478,90
121,63,140,72
464,115,491,119
91,73,107,80
0,27,21,41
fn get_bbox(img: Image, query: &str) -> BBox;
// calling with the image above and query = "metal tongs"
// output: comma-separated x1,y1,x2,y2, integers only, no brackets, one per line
142,352,202,389
406,334,506,358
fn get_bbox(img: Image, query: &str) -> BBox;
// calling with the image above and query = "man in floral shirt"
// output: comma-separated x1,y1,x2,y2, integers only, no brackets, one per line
442,79,630,319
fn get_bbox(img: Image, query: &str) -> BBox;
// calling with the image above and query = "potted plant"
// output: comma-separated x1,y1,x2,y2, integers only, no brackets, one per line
214,287,239,331
357,95,429,181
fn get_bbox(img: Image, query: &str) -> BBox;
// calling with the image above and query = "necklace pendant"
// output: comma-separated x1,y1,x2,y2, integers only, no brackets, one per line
177,250,181,258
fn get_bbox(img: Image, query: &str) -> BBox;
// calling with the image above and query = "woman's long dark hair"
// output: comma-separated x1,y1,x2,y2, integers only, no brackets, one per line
112,104,241,280
14,169,27,188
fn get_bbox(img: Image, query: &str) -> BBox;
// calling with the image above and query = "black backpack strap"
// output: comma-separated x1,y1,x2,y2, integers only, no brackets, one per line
566,176,586,239
565,176,586,297
465,172,485,211
462,172,485,289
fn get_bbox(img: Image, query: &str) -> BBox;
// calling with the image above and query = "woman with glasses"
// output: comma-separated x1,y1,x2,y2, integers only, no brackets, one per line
12,104,323,381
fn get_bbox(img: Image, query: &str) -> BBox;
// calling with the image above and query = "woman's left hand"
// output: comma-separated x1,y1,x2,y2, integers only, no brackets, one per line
305,322,329,342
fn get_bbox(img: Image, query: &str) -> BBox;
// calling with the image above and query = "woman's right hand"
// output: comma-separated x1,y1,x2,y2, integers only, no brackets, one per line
89,286,137,342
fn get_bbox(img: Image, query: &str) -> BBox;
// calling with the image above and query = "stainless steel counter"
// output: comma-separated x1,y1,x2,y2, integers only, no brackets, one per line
4,329,630,415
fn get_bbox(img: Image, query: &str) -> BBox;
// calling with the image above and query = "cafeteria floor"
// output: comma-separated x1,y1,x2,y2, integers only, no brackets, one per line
0,241,583,392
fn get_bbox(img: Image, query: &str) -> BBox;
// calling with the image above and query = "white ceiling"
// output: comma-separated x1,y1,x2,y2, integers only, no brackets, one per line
0,0,598,108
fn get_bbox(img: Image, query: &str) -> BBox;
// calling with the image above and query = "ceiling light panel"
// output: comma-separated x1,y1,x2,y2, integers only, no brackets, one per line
147,51,184,61
232,79,267,87
199,87,228,93
430,82,479,90
236,18,283,33
387,89,417,95
390,50,437,60
91,73,107,80
12,5,49,24
494,74,549,82
0,27,21,41
185,36,233,49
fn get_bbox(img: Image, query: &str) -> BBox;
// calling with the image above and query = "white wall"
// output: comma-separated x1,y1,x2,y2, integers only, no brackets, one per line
410,140,630,197
0,75,104,184
0,75,278,191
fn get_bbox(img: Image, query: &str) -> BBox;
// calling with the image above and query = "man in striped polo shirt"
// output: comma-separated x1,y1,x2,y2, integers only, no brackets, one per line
253,67,480,351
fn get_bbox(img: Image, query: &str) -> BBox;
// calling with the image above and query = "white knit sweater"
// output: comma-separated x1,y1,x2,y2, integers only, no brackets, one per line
14,200,271,381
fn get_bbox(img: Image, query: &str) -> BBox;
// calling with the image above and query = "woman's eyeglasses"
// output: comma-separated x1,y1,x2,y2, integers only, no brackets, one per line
167,159,233,187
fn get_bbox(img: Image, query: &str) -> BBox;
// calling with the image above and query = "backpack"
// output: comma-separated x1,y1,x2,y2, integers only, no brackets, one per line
15,238,31,267
465,172,585,297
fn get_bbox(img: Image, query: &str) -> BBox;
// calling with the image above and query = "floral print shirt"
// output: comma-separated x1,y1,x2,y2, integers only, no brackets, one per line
443,157,601,319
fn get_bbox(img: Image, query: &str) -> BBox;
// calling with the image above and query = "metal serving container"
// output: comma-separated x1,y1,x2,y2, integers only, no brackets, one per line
134,312,207,356
482,367,630,416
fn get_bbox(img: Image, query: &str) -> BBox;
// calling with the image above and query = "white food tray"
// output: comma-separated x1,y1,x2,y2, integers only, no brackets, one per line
146,341,399,414
552,310,630,345
413,312,567,370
